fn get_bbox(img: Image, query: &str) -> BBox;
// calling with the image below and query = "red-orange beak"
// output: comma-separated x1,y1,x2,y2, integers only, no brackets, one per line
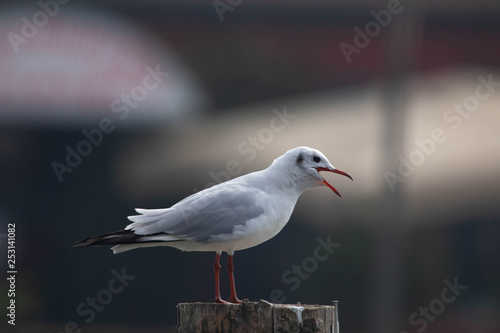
315,167,353,198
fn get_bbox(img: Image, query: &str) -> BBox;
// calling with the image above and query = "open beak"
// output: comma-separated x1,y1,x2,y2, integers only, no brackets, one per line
316,167,353,198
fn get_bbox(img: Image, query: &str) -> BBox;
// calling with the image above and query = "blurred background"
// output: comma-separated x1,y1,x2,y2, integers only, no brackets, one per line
1,0,500,332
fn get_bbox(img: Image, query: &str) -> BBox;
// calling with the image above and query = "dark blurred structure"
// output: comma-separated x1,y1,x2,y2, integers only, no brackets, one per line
1,1,500,332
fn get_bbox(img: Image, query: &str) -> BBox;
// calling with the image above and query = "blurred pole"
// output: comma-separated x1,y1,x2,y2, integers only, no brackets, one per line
368,2,426,333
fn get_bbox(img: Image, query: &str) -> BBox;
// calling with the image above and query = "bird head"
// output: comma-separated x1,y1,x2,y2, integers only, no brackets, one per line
275,147,353,197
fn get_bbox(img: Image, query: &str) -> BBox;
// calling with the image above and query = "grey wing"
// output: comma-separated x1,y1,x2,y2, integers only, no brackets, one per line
126,184,265,243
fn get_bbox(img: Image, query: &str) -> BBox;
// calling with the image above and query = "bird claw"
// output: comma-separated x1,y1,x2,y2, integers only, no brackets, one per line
215,298,229,304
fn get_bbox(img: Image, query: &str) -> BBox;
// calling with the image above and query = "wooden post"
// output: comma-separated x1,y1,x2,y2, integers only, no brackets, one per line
177,300,339,333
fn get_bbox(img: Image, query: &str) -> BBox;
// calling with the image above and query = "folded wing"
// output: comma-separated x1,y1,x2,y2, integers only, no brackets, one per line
126,183,266,243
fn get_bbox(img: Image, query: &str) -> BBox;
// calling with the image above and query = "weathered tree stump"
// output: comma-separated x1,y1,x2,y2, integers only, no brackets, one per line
177,300,339,333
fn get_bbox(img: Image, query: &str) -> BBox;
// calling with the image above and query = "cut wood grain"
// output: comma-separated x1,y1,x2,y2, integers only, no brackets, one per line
177,300,339,333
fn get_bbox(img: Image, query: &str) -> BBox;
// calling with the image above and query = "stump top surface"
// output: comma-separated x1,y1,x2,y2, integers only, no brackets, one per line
177,299,335,308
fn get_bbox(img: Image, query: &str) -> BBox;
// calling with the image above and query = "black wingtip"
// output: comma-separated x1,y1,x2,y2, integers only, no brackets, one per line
71,237,99,248
71,230,179,250
71,230,135,249
71,240,89,248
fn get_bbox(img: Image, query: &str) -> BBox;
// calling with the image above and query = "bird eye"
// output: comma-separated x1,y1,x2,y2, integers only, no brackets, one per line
312,155,321,163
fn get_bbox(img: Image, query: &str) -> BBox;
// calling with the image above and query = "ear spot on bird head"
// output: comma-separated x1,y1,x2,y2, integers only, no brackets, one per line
296,153,304,165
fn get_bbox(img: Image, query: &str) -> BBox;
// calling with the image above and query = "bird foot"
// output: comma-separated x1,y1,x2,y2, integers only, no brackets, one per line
229,297,242,304
215,298,229,304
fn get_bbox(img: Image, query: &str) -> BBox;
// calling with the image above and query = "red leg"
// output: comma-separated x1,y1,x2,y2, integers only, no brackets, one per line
214,253,227,303
228,255,242,303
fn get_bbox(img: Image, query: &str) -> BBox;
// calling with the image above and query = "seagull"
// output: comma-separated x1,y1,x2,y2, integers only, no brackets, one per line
72,146,352,303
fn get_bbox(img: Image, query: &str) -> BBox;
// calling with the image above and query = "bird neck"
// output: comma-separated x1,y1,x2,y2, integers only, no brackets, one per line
264,159,310,196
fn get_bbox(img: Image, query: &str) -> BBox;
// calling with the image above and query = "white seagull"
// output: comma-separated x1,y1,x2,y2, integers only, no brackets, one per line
73,146,352,303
